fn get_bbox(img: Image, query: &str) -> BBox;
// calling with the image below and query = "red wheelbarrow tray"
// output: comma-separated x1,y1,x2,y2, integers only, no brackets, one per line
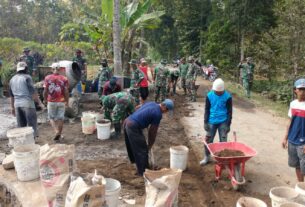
205,141,257,164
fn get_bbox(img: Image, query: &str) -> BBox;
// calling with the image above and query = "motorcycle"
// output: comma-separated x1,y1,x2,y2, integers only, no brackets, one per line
202,65,218,82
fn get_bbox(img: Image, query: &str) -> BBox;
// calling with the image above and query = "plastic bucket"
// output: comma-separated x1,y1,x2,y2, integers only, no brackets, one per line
236,197,267,207
81,112,96,134
170,145,189,171
96,119,111,140
269,186,299,207
13,144,40,182
7,127,35,148
280,203,305,207
105,178,121,207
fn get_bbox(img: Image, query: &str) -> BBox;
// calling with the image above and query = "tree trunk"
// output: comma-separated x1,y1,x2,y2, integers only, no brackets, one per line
113,0,122,75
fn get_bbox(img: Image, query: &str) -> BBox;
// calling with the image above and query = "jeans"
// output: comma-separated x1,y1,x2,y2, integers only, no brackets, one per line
15,107,38,137
204,122,228,157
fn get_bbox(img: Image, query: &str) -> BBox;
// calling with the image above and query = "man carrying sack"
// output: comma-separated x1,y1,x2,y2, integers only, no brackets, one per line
123,99,174,176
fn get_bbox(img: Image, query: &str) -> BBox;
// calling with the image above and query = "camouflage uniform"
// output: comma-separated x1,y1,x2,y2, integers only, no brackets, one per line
97,66,112,97
130,67,144,105
19,55,35,76
186,61,199,102
72,55,87,82
102,92,135,124
154,62,170,102
168,68,180,95
238,59,255,98
179,63,189,94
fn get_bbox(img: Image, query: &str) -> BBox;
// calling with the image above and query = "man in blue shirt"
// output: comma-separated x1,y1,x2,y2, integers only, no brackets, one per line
124,99,174,175
282,78,305,181
200,78,233,165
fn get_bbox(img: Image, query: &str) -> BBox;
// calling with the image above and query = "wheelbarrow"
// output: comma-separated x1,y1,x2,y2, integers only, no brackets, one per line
204,132,257,190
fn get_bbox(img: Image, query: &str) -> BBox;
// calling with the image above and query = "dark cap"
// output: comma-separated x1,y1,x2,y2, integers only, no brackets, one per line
23,48,30,52
161,59,167,64
76,49,82,53
129,59,137,65
101,58,108,64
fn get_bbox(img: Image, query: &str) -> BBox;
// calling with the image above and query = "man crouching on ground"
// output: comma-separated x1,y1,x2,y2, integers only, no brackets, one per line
43,63,69,142
124,99,174,176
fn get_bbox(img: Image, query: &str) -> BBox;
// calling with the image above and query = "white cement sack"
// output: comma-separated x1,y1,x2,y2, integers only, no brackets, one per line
144,168,182,207
3,154,14,170
39,144,76,207
65,172,105,207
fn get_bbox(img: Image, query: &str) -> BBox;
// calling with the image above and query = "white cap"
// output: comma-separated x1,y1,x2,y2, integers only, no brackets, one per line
51,62,60,69
16,62,27,71
212,78,225,91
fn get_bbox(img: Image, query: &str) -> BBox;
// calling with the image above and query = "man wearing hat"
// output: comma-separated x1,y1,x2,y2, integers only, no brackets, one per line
0,59,4,98
282,78,305,182
9,62,44,137
102,77,122,96
186,56,199,102
102,92,135,138
123,99,174,175
153,59,170,102
97,58,112,98
179,57,189,95
43,63,69,142
238,57,255,98
19,48,35,77
200,78,232,165
72,49,87,83
129,59,144,105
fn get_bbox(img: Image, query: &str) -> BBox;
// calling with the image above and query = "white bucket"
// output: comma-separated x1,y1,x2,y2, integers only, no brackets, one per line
269,186,299,207
81,112,96,134
295,182,305,204
280,203,305,207
13,144,40,182
170,145,189,171
96,119,111,140
236,197,267,207
6,127,34,148
105,178,121,207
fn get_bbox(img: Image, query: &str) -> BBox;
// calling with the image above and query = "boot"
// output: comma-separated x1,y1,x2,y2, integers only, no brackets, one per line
199,155,210,166
111,123,121,138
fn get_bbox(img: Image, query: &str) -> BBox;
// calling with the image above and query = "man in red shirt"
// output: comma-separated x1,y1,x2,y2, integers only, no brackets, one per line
138,58,150,104
43,63,69,142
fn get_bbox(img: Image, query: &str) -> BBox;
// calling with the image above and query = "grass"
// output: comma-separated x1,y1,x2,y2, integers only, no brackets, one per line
225,80,289,118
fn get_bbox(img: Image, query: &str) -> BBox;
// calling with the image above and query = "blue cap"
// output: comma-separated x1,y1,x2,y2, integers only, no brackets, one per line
110,77,117,87
294,78,305,89
162,99,174,110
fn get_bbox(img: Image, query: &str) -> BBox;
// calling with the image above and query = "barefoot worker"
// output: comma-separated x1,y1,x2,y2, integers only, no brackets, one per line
123,99,174,175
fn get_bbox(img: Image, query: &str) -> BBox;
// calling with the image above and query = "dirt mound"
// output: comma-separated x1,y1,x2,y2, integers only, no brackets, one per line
215,149,245,157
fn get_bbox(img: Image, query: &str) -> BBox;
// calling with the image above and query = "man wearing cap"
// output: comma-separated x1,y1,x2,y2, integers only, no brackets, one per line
186,56,200,102
9,62,43,137
43,63,69,142
138,58,150,103
200,78,232,165
154,59,170,102
72,49,87,83
19,48,35,77
97,59,112,98
179,57,189,95
123,99,174,175
102,77,122,97
238,57,255,98
168,66,180,96
282,78,305,181
102,92,135,138
129,59,144,105
0,59,4,98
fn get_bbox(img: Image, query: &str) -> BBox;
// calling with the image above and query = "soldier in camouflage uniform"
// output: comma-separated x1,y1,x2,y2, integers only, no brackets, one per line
154,59,170,102
97,59,112,97
179,57,189,95
102,92,135,138
129,59,144,105
168,67,180,95
186,56,199,102
19,48,35,77
72,49,87,83
238,57,255,98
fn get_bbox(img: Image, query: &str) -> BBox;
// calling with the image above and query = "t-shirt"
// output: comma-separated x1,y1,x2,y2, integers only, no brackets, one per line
139,66,149,87
9,73,36,108
129,102,162,129
205,90,232,125
44,73,69,102
102,81,122,96
288,100,305,145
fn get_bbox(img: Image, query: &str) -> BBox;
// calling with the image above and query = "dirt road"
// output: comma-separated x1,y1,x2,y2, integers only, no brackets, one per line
0,77,296,206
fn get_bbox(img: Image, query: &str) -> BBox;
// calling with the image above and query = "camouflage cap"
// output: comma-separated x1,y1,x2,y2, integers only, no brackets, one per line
246,57,252,61
129,59,137,65
23,48,30,52
161,59,167,64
